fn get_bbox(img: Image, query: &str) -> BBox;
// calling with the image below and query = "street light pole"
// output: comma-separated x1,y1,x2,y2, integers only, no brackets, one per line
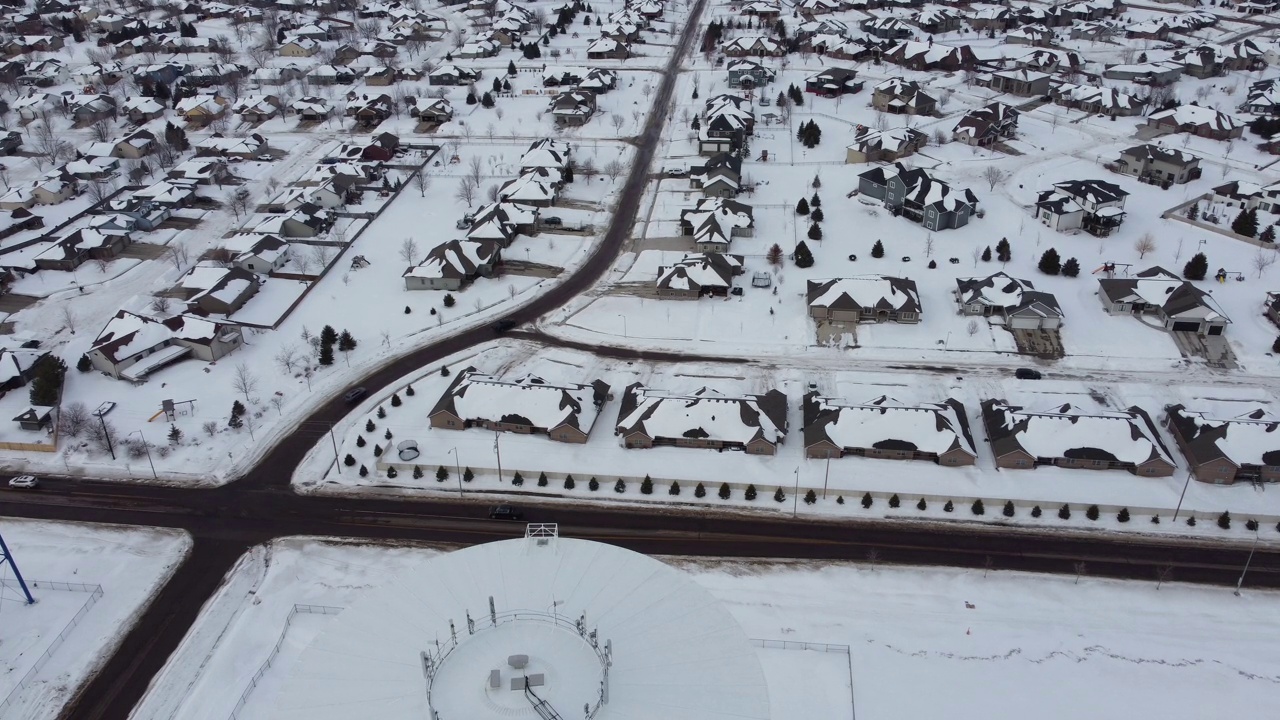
493,431,503,483
618,314,627,338
1171,471,1193,524
1235,532,1260,597
130,429,156,479
329,423,341,474
449,447,462,497
791,466,799,518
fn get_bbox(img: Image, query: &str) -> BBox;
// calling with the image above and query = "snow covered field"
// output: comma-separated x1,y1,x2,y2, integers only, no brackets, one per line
130,536,1280,720
0,519,190,720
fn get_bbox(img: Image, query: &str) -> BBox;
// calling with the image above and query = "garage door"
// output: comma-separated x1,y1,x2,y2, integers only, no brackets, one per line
1171,321,1200,332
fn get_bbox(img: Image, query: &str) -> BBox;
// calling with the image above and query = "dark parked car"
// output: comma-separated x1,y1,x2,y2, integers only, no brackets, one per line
343,387,368,403
1015,368,1043,380
542,216,563,227
489,505,524,520
492,319,517,334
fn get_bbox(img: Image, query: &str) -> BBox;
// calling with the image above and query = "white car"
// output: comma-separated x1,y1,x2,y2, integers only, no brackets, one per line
8,475,38,489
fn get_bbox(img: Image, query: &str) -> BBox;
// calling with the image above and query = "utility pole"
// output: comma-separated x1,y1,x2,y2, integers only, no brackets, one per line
1171,472,1193,524
130,429,156,479
823,457,830,499
450,447,462,497
1235,533,1260,597
493,431,503,483
98,413,115,460
329,424,341,474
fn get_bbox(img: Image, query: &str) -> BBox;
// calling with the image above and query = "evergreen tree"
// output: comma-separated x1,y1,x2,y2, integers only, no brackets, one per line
776,91,787,108
982,246,992,262
436,465,448,481
345,454,356,466
492,77,502,93
1118,508,1131,523
811,207,824,222
481,92,495,108
1184,252,1208,281
373,445,382,457
589,476,599,491
565,474,576,489
871,239,885,258
1186,203,1199,221
464,467,473,482
928,259,937,269
641,475,654,494
77,354,91,372
1003,500,1015,517
996,237,1012,263
387,466,397,478
810,193,821,208
944,500,954,512
1058,504,1071,520
318,342,334,366
406,384,415,396
512,472,524,486
465,90,477,105
359,464,368,477
793,240,815,268
1187,516,1196,526
1086,504,1100,521
1272,336,1280,353
1151,514,1160,524
356,435,366,447
795,197,810,215
807,222,822,241
413,465,423,479
889,494,900,508
1232,207,1259,237
615,478,626,493
1062,257,1080,278
538,471,548,487
443,293,456,307
775,487,786,502
338,330,357,351
669,480,680,495
917,498,927,511
1031,505,1042,518
441,366,450,377
837,495,845,505
806,489,818,505
745,484,757,500
971,498,985,515
719,482,731,500
695,482,706,498
861,492,873,508
384,429,392,440
1262,225,1276,244
366,419,375,432
1038,248,1061,275
28,355,66,406
391,393,401,407
168,424,182,444
767,243,784,265
507,59,517,76
522,43,541,59
1218,510,1231,529
229,414,243,429
377,406,386,419
1246,518,1259,531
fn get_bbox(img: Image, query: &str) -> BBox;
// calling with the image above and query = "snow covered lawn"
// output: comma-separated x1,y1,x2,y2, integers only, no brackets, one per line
0,519,190,720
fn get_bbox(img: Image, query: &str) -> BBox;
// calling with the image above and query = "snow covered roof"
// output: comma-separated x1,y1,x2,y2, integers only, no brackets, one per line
1098,268,1230,323
429,366,609,436
403,239,500,281
616,383,788,448
849,126,925,154
655,253,743,292
1149,104,1243,131
498,169,558,203
803,393,976,460
983,400,1174,469
90,310,225,364
1166,405,1280,470
955,273,1062,317
807,276,921,314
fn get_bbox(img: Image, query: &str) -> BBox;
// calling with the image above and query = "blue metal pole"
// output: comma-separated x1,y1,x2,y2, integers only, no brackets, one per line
0,530,35,604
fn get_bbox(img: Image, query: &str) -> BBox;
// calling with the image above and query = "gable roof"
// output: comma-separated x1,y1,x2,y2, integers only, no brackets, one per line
615,383,788,447
983,399,1174,467
429,366,609,435
807,276,920,314
803,393,976,459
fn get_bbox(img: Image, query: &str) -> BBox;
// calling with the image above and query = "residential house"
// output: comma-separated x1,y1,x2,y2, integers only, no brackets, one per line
34,228,131,271
549,91,597,127
952,103,1018,147
1098,266,1231,336
614,383,788,455
121,96,166,124
802,393,977,465
1006,23,1055,46
195,134,268,160
804,67,863,97
982,399,1174,475
882,41,977,72
233,95,284,123
403,238,501,290
176,94,229,126
255,202,332,238
278,38,320,57
679,198,753,252
1147,105,1244,140
871,77,937,115
70,94,117,124
88,309,243,381
689,153,743,198
727,60,776,89
1245,78,1280,115
807,276,922,324
721,35,784,57
178,265,261,315
845,127,927,164
1035,179,1129,236
291,97,333,122
1050,83,1146,117
1113,144,1202,186
586,37,630,60
954,272,1063,329
466,201,538,246
1211,180,1280,214
428,367,611,444
410,97,453,124
861,16,913,40
857,163,977,231
231,235,290,274
1102,60,1184,86
497,168,560,207
984,68,1051,97
654,252,744,298
0,348,49,394
1164,404,1280,484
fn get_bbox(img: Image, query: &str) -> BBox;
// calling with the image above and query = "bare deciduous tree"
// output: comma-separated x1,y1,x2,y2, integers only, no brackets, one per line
58,402,89,437
149,296,172,314
467,155,483,187
89,119,113,142
982,166,1008,191
1134,233,1156,259
60,306,77,334
455,177,477,206
1073,561,1087,585
610,113,624,132
226,188,253,219
603,159,624,181
967,319,980,336
1253,248,1277,278
165,242,191,271
413,170,431,197
274,344,303,374
232,362,259,402
202,420,219,437
399,237,420,265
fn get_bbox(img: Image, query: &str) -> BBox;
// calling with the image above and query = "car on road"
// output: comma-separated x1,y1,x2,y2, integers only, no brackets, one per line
8,475,38,489
663,166,687,177
1015,368,1043,380
343,387,368,404
488,505,524,521
492,319,517,334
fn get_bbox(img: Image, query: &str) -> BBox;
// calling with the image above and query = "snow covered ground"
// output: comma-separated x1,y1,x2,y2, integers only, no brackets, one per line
130,536,1280,720
0,519,190,720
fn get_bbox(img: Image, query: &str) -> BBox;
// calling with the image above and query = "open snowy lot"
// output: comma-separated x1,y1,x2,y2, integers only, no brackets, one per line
130,536,1280,720
0,519,190,720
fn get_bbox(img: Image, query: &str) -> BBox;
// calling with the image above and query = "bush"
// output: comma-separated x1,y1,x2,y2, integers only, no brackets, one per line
436,466,448,481
971,498,985,515
1038,248,1061,275
344,453,356,466
390,393,401,407
1187,516,1196,527
861,492,873,509
1058,504,1070,520
359,465,368,477
836,495,844,504
413,465,423,479
512,472,524,486
1247,519,1259,531
77,354,91,372
669,480,680,495
805,489,817,505
1151,514,1160,524
888,494,900,508
928,259,937,269
387,466,398,478
871,240,885,258
1031,505,1041,518
695,482,706,498
943,500,954,513
1218,510,1231,529
441,366,450,376
981,246,992,262
774,487,786,502
641,475,654,494
615,478,626,493
1118,508,1130,523
589,477,600,491
917,498,927,511
538,472,548,487
745,484,757,500
1003,500,1015,517
719,482,731,500
405,384,415,396
443,293,456,307
1086,504,1100,521
463,467,474,482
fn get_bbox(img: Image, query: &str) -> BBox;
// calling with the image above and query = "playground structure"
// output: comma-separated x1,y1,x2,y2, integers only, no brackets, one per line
150,398,197,423
1215,268,1246,283
1092,262,1133,278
